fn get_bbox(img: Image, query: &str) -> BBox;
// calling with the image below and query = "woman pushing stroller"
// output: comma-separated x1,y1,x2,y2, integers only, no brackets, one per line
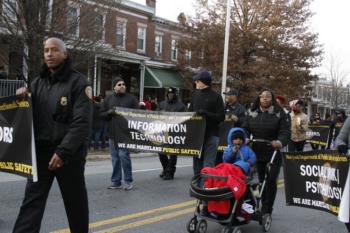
243,89,290,219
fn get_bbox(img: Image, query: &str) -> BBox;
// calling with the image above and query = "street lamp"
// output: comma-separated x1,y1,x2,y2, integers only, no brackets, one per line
221,0,231,99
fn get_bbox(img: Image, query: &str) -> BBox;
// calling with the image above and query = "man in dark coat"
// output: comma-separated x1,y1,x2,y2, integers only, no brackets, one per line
188,69,225,176
215,88,246,165
100,78,139,190
157,87,186,180
13,37,92,233
223,88,246,127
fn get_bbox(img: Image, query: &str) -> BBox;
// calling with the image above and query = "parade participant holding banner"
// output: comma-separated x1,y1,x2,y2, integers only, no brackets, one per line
100,78,139,190
157,87,186,180
289,99,309,152
216,88,246,165
333,109,347,148
222,88,246,127
13,38,92,233
310,113,321,150
189,69,225,176
335,117,350,232
243,89,290,219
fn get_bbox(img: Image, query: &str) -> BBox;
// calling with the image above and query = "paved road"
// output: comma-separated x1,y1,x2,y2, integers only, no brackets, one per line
0,155,347,233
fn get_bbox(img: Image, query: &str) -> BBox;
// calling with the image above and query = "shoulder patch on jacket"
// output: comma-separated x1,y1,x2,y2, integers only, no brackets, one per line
85,86,92,99
60,96,68,106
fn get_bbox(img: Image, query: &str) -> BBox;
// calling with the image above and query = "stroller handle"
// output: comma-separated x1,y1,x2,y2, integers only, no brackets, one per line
200,173,228,181
252,139,272,144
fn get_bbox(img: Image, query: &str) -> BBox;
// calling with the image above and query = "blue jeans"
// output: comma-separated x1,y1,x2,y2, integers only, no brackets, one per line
193,136,219,176
109,139,133,186
92,127,103,150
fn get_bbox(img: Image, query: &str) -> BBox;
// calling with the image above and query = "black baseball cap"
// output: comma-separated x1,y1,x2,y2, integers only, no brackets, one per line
223,88,239,96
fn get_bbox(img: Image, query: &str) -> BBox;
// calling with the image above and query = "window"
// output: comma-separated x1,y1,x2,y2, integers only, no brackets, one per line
116,20,127,48
2,0,17,21
95,13,105,41
199,48,205,60
137,27,146,52
67,7,79,37
154,34,162,57
171,39,178,61
185,50,192,61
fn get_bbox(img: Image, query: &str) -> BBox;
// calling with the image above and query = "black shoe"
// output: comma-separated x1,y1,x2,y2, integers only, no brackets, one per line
159,171,165,178
163,173,174,180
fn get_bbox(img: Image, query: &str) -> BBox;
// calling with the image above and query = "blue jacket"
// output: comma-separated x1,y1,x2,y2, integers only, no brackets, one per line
223,128,256,174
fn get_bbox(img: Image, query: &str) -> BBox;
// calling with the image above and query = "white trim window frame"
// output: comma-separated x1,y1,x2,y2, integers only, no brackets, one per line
137,25,147,53
94,12,106,41
171,39,178,61
185,50,192,61
116,18,127,49
67,5,80,37
154,33,163,57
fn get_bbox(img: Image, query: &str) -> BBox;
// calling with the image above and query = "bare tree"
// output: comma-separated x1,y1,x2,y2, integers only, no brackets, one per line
326,53,349,109
0,0,120,82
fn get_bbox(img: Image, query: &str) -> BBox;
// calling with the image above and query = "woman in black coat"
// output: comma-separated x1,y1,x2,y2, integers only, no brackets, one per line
243,90,290,218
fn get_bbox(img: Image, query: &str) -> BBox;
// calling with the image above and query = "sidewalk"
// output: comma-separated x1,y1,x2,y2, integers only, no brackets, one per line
87,149,157,161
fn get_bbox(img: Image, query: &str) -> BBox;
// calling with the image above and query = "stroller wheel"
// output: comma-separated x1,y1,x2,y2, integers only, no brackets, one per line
232,227,243,233
262,214,272,232
195,219,207,233
221,226,233,233
186,217,197,233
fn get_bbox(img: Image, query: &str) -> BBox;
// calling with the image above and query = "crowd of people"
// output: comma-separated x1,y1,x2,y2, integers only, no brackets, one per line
12,37,350,233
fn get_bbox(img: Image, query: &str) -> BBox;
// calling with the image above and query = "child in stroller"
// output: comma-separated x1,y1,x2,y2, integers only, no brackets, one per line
188,128,272,233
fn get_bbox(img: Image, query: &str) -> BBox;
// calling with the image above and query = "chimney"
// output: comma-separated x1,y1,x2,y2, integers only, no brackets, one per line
146,0,156,9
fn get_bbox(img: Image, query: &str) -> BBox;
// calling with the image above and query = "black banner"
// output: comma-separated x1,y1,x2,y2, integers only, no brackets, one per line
0,95,37,180
112,107,206,156
217,118,235,151
283,150,349,216
307,124,330,146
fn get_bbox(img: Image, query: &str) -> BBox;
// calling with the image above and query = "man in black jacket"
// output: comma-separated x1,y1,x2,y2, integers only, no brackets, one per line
100,78,138,190
215,88,246,165
189,69,225,175
157,87,186,180
13,38,92,233
223,88,246,127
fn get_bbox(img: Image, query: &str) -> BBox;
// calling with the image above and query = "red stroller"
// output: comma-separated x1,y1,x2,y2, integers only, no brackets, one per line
187,149,278,233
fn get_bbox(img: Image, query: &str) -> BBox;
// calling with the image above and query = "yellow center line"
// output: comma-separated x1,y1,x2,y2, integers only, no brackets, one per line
51,179,286,233
50,200,196,233
93,207,195,233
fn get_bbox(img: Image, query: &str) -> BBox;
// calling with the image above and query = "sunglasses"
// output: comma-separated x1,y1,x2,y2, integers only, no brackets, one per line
117,83,125,86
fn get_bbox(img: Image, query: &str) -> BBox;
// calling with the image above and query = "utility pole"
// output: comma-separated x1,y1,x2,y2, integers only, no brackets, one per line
221,0,231,99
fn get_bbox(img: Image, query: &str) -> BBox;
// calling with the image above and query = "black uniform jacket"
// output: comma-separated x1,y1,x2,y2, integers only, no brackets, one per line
225,101,246,127
31,58,92,162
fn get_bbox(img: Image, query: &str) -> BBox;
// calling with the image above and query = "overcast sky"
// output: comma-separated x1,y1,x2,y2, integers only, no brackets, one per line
132,0,350,83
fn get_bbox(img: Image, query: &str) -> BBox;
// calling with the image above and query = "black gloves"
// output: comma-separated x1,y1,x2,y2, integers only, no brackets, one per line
196,109,207,116
337,145,348,155
107,109,115,115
